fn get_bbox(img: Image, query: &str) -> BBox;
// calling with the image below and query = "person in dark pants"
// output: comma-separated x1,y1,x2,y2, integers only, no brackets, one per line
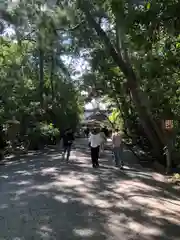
102,126,109,138
62,128,74,162
89,128,102,168
84,127,90,138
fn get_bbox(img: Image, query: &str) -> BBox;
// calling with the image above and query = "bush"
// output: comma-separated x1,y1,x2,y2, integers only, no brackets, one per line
39,122,59,139
168,173,180,185
28,122,60,150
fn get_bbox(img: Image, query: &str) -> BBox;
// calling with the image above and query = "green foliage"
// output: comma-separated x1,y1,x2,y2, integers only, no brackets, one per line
38,123,60,139
72,0,180,163
108,109,120,123
108,108,123,129
1,0,180,165
0,1,83,150
168,173,180,185
28,122,60,149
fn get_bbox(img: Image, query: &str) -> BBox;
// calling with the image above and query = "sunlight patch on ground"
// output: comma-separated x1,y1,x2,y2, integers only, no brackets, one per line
30,183,54,191
52,154,62,160
15,170,32,176
41,167,58,174
107,223,130,240
0,204,8,209
55,176,84,187
75,155,90,160
73,228,95,237
16,180,32,186
54,195,69,203
37,224,53,239
141,227,163,237
129,221,162,236
152,172,166,182
13,238,24,240
1,175,9,179
130,195,180,222
15,189,27,196
26,152,36,156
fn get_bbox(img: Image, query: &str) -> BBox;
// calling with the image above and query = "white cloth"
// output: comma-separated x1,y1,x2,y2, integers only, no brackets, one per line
112,132,122,147
89,133,102,148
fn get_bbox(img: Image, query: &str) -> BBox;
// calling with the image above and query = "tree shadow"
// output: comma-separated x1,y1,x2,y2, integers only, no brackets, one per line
0,140,180,240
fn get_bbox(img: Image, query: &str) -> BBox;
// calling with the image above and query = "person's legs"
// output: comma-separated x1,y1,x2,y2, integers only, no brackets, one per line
62,145,68,159
91,147,96,167
114,145,124,168
0,150,3,161
113,147,120,166
95,146,100,167
101,142,104,153
119,144,124,168
99,143,102,157
66,144,72,161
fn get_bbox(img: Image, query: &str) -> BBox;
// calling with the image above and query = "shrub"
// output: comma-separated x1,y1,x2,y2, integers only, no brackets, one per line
28,122,60,149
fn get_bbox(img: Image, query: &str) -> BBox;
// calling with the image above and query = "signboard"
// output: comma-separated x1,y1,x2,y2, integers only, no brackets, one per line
162,120,173,131
165,120,173,130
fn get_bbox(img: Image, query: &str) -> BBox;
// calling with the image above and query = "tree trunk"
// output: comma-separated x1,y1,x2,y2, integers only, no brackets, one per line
39,48,44,107
78,0,164,159
50,55,55,101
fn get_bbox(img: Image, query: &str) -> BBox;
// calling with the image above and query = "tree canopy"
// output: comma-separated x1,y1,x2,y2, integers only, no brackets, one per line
1,0,180,167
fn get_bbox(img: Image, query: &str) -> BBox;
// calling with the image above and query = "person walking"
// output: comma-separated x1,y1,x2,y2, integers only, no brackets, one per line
99,128,106,155
84,127,90,138
62,128,74,162
112,129,124,169
89,128,102,168
102,126,109,138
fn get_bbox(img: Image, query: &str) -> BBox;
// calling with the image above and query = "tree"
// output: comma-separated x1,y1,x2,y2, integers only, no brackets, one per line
77,0,167,159
0,1,83,149
1,0,180,169
72,0,180,162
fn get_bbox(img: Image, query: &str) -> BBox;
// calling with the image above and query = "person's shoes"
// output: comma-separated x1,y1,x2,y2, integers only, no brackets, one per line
92,164,96,168
96,163,99,168
120,165,124,170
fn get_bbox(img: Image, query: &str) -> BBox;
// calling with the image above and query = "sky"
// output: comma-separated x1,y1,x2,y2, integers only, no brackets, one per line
85,98,107,110
60,55,90,81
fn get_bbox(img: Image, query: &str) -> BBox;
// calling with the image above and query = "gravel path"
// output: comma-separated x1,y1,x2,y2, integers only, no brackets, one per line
0,139,180,240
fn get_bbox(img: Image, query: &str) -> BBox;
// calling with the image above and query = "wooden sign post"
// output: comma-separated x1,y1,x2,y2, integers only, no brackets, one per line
162,119,174,173
162,120,173,131
165,120,173,131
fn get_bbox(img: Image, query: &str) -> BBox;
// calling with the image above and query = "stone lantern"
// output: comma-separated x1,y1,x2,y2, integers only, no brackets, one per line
6,117,20,148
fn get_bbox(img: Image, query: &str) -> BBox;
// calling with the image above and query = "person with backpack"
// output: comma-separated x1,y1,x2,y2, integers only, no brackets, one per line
61,128,74,162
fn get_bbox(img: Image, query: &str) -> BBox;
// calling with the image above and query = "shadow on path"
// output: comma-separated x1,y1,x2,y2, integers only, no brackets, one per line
0,139,180,240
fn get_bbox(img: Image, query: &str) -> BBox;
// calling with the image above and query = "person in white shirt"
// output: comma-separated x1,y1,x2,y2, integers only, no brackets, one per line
89,128,102,168
112,129,124,169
